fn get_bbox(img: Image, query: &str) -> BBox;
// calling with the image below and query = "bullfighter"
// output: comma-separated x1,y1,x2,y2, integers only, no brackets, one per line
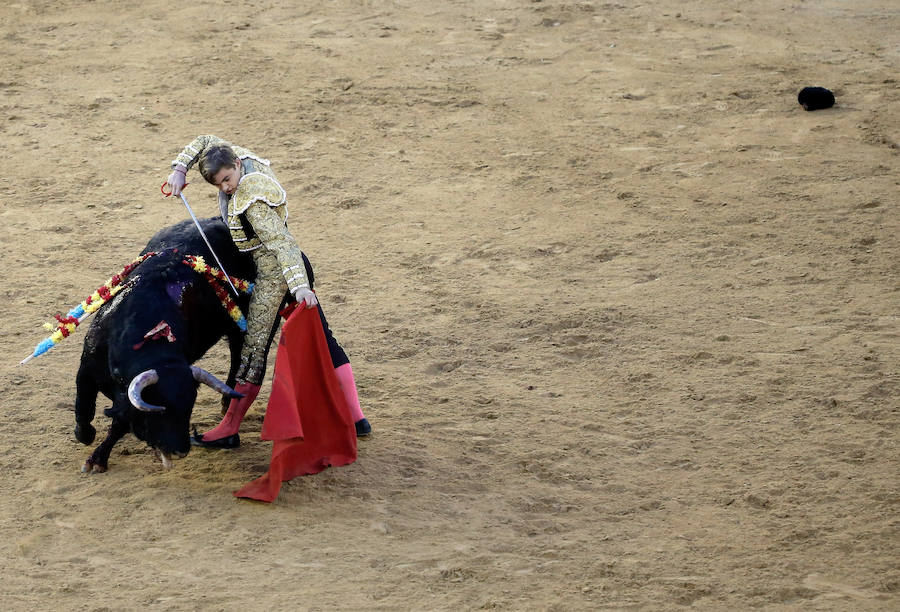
164,135,371,447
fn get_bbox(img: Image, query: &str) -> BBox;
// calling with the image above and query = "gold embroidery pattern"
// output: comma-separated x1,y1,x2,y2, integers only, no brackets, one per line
170,135,309,384
241,201,308,292
171,135,270,172
236,248,286,385
227,172,288,251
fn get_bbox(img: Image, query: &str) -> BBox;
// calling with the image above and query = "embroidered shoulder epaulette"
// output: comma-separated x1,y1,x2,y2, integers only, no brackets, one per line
234,147,271,167
227,172,288,252
229,172,286,215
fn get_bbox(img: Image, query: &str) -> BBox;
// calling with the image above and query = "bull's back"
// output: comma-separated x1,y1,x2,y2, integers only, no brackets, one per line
84,252,236,369
142,217,255,281
83,217,254,369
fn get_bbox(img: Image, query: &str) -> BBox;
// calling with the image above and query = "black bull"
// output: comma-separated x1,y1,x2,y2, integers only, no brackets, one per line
73,217,300,472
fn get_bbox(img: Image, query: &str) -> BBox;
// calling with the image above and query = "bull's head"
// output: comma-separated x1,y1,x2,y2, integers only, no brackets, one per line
127,365,242,467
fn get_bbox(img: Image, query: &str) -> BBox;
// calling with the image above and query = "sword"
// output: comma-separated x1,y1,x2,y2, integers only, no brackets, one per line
178,191,241,297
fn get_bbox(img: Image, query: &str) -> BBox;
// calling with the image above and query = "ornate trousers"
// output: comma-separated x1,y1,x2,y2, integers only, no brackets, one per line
236,248,286,385
235,249,349,385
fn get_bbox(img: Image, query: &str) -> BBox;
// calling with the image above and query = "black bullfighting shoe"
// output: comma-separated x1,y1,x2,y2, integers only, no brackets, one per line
190,427,240,449
355,418,372,437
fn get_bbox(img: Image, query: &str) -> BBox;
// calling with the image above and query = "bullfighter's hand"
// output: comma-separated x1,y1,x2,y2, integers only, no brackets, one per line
166,168,187,197
293,288,318,309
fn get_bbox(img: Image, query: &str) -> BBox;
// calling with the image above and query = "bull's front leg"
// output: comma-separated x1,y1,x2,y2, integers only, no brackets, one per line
82,418,129,474
73,366,99,445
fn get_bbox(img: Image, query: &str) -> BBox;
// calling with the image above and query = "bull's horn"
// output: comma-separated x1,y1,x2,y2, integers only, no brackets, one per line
191,366,244,398
127,369,165,412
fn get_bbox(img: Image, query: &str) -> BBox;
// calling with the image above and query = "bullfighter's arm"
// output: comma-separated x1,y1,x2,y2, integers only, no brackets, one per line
243,201,310,293
170,135,231,172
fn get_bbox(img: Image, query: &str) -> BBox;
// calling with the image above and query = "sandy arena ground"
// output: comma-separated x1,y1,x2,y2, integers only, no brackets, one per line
0,0,897,609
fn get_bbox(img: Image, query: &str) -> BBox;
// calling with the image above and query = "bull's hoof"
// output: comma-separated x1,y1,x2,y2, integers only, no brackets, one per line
355,418,372,437
75,422,96,445
190,428,240,449
81,460,107,474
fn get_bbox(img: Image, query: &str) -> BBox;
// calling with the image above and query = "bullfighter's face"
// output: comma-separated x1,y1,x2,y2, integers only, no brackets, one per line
212,158,242,196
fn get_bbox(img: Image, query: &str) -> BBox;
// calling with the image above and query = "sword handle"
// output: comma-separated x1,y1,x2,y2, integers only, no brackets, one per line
161,181,189,197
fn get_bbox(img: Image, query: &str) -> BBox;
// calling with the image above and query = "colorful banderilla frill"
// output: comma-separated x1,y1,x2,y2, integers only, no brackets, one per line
181,255,254,331
21,252,159,364
22,252,254,364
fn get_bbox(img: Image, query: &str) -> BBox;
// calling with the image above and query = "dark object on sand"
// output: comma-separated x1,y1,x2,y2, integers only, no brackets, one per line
798,87,835,111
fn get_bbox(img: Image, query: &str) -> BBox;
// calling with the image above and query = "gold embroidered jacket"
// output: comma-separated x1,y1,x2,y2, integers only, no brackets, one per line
172,135,309,292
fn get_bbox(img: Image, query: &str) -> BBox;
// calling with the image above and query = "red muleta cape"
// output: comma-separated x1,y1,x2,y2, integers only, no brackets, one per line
234,306,357,502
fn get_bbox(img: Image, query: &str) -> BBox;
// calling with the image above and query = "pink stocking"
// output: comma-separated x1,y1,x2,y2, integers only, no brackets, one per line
201,382,261,441
334,363,365,423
